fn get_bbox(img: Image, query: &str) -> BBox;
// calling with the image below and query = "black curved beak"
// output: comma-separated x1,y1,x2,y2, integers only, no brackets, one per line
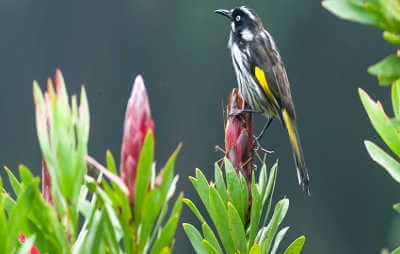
215,9,232,20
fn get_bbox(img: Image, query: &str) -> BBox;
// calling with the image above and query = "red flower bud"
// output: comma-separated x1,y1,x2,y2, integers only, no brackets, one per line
120,75,154,203
18,233,41,254
225,89,254,182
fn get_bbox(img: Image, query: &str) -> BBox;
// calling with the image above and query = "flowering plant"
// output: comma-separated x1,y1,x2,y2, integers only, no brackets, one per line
0,70,182,254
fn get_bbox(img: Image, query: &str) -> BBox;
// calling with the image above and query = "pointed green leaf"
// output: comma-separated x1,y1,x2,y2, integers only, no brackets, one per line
183,223,207,254
19,165,34,187
248,172,262,248
271,226,290,254
184,198,205,223
224,158,244,222
368,55,400,85
138,188,161,252
365,140,400,183
258,162,268,203
209,186,235,254
160,143,181,204
240,173,249,225
392,79,400,119
262,198,290,254
202,239,219,254
151,193,183,254
227,202,247,254
214,163,228,205
360,89,400,157
192,169,211,212
4,166,22,197
262,161,279,228
134,130,154,222
284,236,305,254
202,223,223,254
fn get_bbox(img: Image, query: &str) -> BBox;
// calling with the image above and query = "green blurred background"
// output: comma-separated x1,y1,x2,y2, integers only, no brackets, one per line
0,0,398,253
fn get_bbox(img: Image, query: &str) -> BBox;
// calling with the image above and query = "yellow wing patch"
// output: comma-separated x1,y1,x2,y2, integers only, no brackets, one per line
254,66,278,107
283,108,301,162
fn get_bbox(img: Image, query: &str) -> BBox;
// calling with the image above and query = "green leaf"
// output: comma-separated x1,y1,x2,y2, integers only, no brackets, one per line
284,236,306,254
105,150,122,193
105,150,117,174
380,0,400,33
202,239,219,254
202,223,223,254
368,55,400,85
393,79,400,119
249,243,262,254
134,130,154,222
209,186,235,254
359,88,400,157
184,198,206,223
258,162,268,204
270,226,290,254
191,169,211,213
263,161,278,208
91,179,123,251
239,173,249,225
322,0,383,28
383,31,400,46
214,163,228,205
80,210,105,254
262,198,290,254
159,143,181,205
393,203,400,214
4,166,22,197
392,247,400,254
138,188,161,252
183,223,207,254
19,165,34,187
151,193,183,254
248,173,262,248
365,140,400,183
224,158,244,222
227,202,247,254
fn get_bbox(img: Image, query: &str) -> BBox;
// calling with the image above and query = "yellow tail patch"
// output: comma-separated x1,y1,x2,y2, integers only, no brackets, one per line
254,66,278,107
283,109,301,162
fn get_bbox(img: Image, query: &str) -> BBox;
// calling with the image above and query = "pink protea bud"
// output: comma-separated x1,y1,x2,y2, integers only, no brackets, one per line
120,75,154,203
225,89,254,182
18,233,41,254
41,158,53,204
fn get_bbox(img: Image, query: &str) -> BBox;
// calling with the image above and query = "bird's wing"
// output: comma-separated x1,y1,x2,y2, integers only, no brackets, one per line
249,33,296,119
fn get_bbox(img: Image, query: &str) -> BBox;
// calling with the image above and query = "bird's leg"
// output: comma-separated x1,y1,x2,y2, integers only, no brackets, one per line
253,118,274,153
256,118,273,140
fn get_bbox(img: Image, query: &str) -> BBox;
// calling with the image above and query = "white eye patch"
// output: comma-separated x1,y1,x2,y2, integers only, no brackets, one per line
241,28,254,41
236,15,241,22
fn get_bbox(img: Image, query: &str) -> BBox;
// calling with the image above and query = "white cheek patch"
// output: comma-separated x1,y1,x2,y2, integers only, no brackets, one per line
231,22,235,31
241,29,254,41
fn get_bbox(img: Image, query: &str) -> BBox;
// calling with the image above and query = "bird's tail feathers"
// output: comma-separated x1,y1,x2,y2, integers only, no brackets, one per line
282,109,310,196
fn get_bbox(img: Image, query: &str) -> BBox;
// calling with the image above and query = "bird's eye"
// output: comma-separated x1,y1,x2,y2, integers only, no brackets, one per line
235,15,241,22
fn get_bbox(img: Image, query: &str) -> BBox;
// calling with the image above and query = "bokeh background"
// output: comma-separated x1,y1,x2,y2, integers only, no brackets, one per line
0,0,398,253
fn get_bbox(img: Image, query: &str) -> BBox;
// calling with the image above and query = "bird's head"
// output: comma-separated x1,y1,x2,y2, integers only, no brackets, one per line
215,6,262,42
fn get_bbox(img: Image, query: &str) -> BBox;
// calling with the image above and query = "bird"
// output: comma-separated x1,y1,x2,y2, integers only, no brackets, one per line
215,6,310,196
